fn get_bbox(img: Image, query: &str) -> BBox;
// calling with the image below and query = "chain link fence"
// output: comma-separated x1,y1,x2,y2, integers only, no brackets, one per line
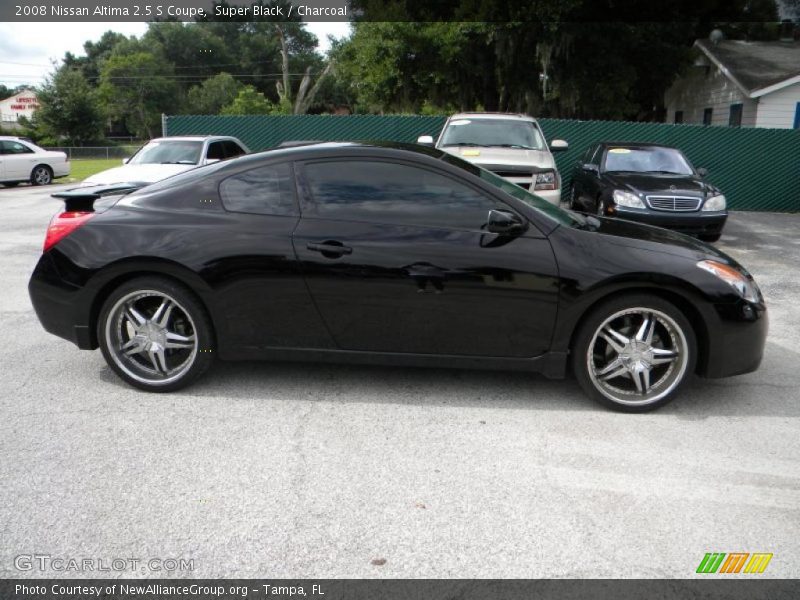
43,145,143,160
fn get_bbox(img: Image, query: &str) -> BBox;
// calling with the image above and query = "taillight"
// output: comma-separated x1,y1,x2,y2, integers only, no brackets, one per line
43,211,94,252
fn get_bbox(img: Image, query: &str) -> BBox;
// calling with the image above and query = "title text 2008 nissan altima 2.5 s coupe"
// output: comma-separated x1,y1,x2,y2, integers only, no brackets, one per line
28,142,767,411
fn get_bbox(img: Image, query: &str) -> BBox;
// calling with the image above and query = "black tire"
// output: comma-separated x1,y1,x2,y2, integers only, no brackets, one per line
2,182,20,188
97,276,215,392
699,233,721,243
30,165,53,186
571,293,697,412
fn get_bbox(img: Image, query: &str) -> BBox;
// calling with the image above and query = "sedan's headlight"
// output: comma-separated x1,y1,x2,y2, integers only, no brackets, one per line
533,170,557,191
702,194,726,211
697,260,760,302
613,189,645,209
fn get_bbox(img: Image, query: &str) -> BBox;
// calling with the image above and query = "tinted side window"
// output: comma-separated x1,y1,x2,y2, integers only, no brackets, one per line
219,163,296,216
303,160,500,230
1,141,33,154
206,142,225,160
222,141,246,158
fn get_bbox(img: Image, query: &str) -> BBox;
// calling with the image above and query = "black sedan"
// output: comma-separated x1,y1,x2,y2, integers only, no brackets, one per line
28,142,766,411
569,142,727,242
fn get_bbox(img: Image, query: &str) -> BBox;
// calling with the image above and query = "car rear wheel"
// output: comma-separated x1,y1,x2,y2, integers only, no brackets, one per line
572,294,697,412
98,276,215,392
30,165,53,186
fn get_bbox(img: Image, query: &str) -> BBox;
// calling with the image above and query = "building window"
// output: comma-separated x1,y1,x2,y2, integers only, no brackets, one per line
674,110,684,124
729,103,743,127
703,108,713,126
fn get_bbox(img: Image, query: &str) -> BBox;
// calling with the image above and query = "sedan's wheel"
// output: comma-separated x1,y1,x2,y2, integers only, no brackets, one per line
98,277,215,392
572,294,696,412
30,165,53,186
700,233,722,243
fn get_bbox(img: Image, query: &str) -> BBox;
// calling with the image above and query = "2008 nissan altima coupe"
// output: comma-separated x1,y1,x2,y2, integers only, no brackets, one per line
28,142,767,411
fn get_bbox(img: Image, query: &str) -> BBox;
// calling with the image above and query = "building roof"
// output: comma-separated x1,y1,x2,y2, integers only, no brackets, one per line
695,39,800,97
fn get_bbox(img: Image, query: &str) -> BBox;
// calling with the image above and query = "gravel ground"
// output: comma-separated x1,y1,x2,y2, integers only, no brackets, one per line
0,184,798,579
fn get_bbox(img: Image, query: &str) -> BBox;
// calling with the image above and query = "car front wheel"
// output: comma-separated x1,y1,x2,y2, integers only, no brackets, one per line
30,165,53,186
572,294,697,412
98,276,215,392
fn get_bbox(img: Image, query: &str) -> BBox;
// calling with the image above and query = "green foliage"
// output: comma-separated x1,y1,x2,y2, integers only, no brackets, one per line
221,85,279,115
98,51,179,138
186,73,244,114
29,67,104,145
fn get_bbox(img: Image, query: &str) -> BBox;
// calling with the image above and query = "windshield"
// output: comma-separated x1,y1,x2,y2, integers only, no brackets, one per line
603,146,694,175
440,153,581,228
129,140,203,165
439,118,546,150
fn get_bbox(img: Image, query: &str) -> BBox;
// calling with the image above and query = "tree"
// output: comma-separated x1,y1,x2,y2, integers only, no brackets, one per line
34,66,104,144
221,85,277,115
99,52,179,138
187,73,243,114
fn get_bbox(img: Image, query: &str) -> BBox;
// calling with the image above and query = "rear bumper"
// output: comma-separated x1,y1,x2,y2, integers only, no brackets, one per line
613,207,727,235
28,253,95,349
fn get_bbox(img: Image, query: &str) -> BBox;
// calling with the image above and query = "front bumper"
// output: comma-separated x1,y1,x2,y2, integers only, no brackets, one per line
698,298,768,378
613,206,727,235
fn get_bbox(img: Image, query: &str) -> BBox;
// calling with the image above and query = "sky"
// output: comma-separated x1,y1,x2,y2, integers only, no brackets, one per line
0,21,351,89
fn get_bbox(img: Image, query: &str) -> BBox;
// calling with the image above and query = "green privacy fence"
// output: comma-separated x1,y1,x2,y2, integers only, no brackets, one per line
165,114,800,212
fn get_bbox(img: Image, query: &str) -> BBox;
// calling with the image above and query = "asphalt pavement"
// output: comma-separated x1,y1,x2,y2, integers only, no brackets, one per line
0,183,798,578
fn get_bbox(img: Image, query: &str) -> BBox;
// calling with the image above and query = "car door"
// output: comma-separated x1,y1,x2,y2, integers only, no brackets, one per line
1,140,37,179
0,142,6,180
213,161,336,351
292,157,560,357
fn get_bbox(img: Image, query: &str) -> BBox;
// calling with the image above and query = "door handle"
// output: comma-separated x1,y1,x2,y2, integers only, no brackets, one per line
306,241,353,257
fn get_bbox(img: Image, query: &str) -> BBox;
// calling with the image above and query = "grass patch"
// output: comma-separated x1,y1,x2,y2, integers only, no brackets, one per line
61,159,121,183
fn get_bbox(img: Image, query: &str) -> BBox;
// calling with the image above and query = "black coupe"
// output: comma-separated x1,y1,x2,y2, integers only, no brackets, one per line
569,142,727,242
29,142,766,411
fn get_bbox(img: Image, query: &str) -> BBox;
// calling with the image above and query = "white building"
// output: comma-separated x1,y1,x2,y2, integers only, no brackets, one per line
665,39,800,129
0,88,40,130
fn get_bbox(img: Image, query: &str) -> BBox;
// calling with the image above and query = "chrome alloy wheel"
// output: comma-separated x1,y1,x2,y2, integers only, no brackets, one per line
32,166,52,185
586,307,689,406
105,290,198,386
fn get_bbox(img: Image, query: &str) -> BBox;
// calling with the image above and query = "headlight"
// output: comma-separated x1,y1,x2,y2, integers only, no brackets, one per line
702,194,726,211
533,170,557,191
613,189,645,209
697,260,760,302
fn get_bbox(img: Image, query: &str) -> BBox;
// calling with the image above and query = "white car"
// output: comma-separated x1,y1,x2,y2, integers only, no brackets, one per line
0,136,70,187
83,136,249,186
417,113,568,205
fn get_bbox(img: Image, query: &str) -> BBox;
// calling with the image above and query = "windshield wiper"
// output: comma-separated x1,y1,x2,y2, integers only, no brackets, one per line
644,170,683,175
441,143,492,147
159,160,196,165
494,144,537,149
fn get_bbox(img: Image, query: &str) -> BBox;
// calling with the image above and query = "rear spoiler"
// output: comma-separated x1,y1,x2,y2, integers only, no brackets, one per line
52,182,148,212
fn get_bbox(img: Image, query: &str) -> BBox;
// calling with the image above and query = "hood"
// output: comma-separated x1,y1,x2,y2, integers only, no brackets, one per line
439,146,555,170
592,216,736,264
82,163,194,185
605,172,713,196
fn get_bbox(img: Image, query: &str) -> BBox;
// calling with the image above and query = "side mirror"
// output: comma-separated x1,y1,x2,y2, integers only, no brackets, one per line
697,167,708,177
417,135,435,146
582,163,599,174
486,209,526,235
121,157,130,165
550,139,569,152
